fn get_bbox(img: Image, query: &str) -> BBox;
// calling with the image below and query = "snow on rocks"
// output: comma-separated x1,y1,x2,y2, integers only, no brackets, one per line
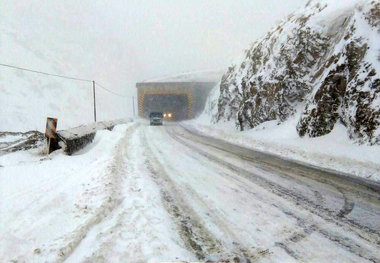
212,0,380,145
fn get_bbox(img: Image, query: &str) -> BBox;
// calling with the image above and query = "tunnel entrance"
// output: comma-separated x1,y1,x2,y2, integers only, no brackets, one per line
143,93,190,121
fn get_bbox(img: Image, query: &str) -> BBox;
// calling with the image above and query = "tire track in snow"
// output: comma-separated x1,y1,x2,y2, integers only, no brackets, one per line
177,180,272,262
64,123,197,262
174,126,332,209
171,126,379,239
166,129,319,261
56,124,138,262
177,125,380,244
180,124,380,202
336,187,355,218
140,127,255,262
167,126,380,262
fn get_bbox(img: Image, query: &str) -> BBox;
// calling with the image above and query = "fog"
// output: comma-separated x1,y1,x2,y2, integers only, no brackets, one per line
2,0,308,97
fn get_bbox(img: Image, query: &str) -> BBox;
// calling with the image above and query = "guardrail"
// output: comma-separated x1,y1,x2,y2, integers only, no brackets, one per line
0,119,132,156
57,119,131,155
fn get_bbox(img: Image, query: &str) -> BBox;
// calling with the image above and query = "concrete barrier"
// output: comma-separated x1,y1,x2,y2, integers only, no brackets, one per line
57,119,131,155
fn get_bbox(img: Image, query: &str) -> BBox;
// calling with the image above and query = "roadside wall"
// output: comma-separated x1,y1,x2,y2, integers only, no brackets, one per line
57,119,131,155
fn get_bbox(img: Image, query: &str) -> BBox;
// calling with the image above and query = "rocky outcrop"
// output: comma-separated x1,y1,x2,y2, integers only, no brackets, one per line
212,0,380,145
297,64,348,137
298,1,380,144
0,131,45,153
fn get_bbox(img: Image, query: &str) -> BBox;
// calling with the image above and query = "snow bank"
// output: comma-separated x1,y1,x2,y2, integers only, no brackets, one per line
185,113,380,182
142,69,224,83
0,123,133,262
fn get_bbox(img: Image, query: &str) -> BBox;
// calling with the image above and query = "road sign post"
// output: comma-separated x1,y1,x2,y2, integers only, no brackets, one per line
45,117,59,154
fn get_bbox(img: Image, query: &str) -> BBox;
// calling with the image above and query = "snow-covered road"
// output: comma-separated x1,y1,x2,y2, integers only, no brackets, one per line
1,121,379,262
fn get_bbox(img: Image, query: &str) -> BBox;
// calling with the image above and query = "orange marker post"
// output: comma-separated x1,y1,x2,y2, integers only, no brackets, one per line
45,117,58,154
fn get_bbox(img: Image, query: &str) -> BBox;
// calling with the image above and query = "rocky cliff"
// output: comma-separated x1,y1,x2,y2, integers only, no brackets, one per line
212,0,380,145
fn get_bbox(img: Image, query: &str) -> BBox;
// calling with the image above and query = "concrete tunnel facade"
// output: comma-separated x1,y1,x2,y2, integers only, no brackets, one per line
136,82,216,121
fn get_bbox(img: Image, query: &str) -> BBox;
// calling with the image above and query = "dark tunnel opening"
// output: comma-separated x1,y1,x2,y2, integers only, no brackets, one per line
143,93,189,121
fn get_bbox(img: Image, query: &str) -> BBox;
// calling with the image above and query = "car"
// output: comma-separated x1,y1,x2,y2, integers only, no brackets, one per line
149,112,163,126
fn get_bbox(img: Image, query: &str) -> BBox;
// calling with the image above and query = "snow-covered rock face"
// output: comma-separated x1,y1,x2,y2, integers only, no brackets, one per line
213,0,380,145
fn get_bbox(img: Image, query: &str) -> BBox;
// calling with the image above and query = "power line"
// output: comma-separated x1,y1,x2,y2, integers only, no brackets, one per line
96,82,130,98
0,62,131,98
1,62,134,123
0,63,92,83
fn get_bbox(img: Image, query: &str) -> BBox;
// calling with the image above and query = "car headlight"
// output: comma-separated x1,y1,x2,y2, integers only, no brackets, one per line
163,113,167,117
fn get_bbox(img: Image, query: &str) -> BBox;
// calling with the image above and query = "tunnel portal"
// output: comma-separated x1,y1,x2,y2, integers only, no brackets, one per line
136,81,216,121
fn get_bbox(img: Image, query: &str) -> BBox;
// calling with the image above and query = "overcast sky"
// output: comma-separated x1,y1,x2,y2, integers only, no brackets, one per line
2,0,308,95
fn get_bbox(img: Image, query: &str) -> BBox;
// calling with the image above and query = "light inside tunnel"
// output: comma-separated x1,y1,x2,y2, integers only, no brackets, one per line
143,94,189,120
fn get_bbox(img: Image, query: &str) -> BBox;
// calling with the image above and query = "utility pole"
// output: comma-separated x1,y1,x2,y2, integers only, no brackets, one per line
93,80,97,122
132,96,136,117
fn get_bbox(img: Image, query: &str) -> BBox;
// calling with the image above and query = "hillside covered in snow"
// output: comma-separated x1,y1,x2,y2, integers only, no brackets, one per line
207,0,380,145
0,12,133,132
0,25,93,132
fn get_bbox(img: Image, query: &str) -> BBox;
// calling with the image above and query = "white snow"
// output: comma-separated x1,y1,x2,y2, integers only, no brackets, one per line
1,120,379,262
0,134,24,144
64,124,194,263
0,124,129,262
0,26,92,132
142,69,224,83
0,22,133,133
185,112,380,182
193,0,380,182
1,0,379,261
0,122,196,262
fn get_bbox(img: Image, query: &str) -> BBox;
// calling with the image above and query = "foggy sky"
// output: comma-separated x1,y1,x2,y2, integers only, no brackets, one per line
2,0,308,96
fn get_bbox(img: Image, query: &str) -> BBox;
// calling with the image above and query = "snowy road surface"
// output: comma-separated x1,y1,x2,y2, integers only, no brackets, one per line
1,121,379,262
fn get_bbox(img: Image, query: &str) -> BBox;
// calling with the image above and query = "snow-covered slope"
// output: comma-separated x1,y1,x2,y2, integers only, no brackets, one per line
0,25,93,132
0,21,132,132
210,0,380,145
